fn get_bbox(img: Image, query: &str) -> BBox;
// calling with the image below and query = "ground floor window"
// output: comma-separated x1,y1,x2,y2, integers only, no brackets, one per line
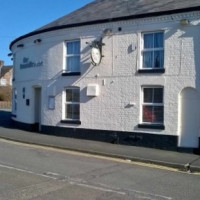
64,87,80,120
142,87,164,124
13,88,17,112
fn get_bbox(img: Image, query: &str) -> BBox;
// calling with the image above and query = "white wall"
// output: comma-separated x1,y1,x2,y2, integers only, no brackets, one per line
11,11,200,136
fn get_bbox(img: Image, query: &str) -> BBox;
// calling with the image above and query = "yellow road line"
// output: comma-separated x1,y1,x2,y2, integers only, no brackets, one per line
0,138,199,175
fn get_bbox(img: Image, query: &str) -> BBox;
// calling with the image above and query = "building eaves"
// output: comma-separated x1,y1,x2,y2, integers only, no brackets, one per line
10,0,200,50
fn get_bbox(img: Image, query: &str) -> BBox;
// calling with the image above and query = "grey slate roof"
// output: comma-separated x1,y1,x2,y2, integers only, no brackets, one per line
10,0,200,49
38,0,200,31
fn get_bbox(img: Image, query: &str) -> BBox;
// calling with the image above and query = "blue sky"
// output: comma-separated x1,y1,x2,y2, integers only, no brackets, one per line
0,0,94,65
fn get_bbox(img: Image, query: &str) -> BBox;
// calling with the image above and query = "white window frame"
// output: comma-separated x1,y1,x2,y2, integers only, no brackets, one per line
141,31,164,69
0,78,7,86
141,86,164,125
62,87,80,121
65,40,80,73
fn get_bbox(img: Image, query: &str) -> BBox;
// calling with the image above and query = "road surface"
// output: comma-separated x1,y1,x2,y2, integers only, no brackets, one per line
0,138,199,200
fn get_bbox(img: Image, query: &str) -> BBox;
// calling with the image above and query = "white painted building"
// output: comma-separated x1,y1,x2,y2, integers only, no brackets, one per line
10,0,200,151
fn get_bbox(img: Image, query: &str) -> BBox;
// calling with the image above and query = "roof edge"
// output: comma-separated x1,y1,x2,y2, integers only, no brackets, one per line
10,6,200,50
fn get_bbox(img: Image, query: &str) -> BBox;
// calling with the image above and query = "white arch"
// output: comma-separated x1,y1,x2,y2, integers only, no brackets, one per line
178,87,200,148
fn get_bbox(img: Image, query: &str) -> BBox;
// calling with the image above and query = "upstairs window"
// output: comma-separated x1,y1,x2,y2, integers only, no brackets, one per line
142,87,164,124
142,32,164,69
65,40,80,73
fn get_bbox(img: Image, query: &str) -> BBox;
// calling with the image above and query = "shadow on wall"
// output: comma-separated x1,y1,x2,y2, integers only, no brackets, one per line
167,20,200,84
46,38,100,100
179,22,200,90
80,87,95,103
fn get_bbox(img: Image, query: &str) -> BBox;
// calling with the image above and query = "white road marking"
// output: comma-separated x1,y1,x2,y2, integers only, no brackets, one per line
0,162,172,199
126,188,172,200
70,182,126,195
0,163,58,180
97,182,172,200
45,171,60,176
0,162,125,196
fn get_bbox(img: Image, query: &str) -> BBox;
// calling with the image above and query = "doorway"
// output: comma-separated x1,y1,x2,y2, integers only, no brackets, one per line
178,87,200,148
34,87,42,131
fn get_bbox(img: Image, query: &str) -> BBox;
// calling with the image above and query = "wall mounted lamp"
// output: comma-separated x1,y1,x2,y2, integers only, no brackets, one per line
17,44,24,48
34,39,42,44
8,53,13,57
180,19,189,26
103,28,112,36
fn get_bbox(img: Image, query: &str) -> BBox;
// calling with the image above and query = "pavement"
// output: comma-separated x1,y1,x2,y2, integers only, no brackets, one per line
0,109,200,173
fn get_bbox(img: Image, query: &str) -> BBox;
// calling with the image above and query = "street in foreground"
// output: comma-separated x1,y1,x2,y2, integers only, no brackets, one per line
0,139,199,200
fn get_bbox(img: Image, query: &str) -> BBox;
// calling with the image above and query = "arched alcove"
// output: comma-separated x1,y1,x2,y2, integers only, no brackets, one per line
178,87,200,148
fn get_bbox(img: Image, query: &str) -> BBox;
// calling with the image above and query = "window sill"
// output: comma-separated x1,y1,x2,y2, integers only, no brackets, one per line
138,124,165,130
60,120,81,125
138,68,165,74
62,72,81,76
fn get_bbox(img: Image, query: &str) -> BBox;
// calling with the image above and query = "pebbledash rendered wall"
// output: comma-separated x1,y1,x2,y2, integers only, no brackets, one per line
11,11,200,150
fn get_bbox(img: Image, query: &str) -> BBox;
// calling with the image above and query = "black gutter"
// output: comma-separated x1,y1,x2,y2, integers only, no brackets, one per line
10,6,200,50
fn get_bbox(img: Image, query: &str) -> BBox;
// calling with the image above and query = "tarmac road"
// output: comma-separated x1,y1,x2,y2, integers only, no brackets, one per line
0,138,200,200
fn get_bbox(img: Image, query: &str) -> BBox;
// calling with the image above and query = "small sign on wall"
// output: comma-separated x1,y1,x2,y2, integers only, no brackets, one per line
48,96,55,110
20,57,43,69
87,84,99,97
